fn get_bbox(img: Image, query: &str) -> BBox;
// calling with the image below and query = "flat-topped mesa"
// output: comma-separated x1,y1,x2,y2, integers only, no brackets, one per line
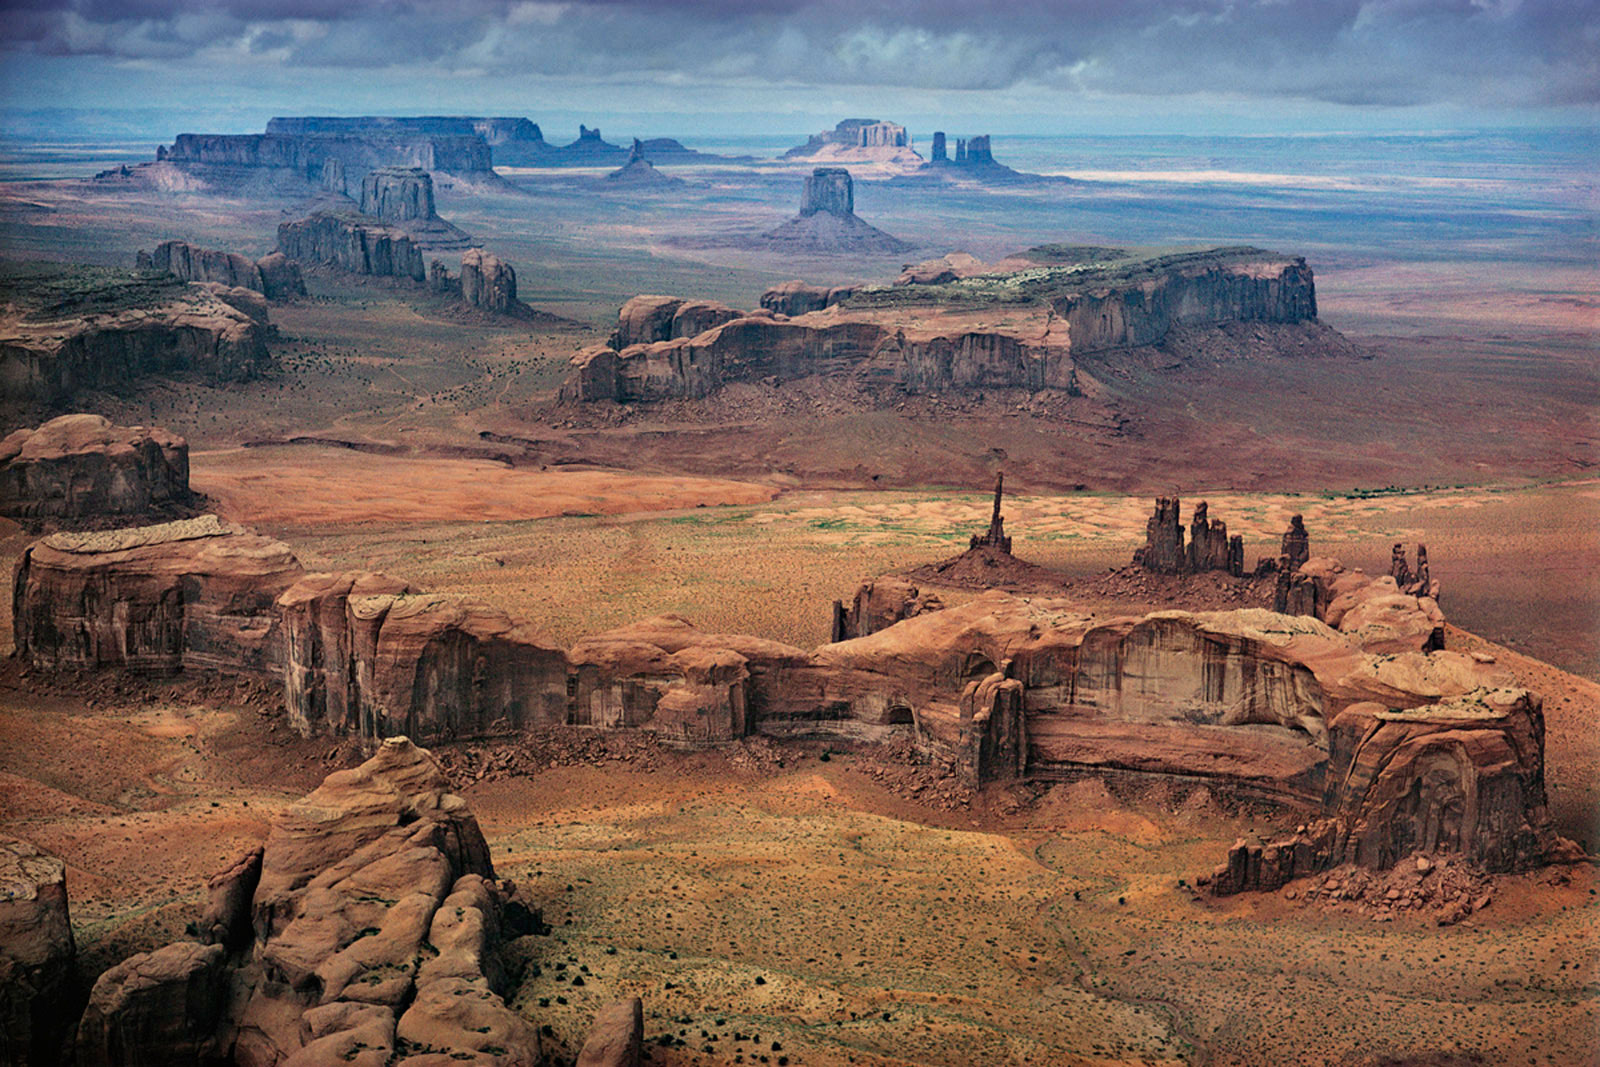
276,212,426,281
0,263,271,405
1132,497,1243,577
14,515,306,676
783,119,919,164
565,247,1328,405
1,414,191,522
359,166,437,222
155,129,493,186
76,738,541,1066
267,115,543,146
136,240,307,300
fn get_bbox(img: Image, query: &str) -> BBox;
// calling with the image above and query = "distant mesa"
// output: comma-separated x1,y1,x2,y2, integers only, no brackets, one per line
0,262,270,407
757,168,913,254
601,139,687,189
784,118,924,166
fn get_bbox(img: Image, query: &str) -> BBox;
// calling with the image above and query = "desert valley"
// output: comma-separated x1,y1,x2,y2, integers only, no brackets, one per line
0,12,1596,1067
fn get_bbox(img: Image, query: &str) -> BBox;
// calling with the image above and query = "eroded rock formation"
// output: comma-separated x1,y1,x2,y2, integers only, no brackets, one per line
1,414,191,522
1132,497,1244,576
0,836,77,1067
566,247,1322,405
602,140,685,188
13,515,304,675
759,168,912,254
578,999,643,1067
137,240,262,293
75,738,540,1066
783,119,921,165
15,513,1570,884
0,265,270,405
459,249,519,314
276,212,426,281
156,130,493,186
360,167,435,222
1275,557,1446,654
830,577,944,643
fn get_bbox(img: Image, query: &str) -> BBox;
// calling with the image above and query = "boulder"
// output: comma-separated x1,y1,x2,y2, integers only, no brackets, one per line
577,998,643,1067
0,836,77,1067
0,414,191,522
74,942,228,1067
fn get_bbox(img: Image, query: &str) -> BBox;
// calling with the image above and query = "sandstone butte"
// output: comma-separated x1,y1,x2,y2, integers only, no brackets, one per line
564,246,1327,404
1,414,192,522
13,514,1578,902
0,265,271,406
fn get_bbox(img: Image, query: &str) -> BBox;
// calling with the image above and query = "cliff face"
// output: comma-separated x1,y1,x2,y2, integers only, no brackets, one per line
0,267,270,406
1055,253,1317,353
136,240,307,300
276,212,427,281
0,836,77,1067
458,249,518,313
266,115,543,146
0,414,190,522
14,512,1572,882
14,515,303,675
359,166,436,222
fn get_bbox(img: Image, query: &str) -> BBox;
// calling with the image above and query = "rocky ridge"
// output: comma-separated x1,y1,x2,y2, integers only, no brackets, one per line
73,737,546,1066
0,263,271,406
0,414,192,523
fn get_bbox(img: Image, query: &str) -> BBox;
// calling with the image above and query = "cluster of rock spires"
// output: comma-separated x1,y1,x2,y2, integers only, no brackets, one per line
1133,497,1245,577
12,502,1572,897
1,740,646,1066
566,246,1321,404
1,415,191,522
0,264,272,406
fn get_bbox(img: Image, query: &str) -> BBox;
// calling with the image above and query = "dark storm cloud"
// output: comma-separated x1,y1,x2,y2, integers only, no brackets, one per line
0,0,1594,109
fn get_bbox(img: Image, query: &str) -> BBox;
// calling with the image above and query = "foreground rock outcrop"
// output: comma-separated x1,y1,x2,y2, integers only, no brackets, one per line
75,738,541,1066
0,264,271,405
564,246,1324,404
0,836,78,1067
16,513,1569,885
1,414,191,522
13,515,304,675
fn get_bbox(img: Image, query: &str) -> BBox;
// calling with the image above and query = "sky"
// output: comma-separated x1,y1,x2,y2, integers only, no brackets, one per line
0,0,1596,138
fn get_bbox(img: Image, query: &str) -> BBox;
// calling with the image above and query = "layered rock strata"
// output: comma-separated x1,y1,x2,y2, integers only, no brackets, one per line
16,517,1565,883
783,119,921,165
565,247,1319,404
0,836,77,1067
359,167,436,222
1,414,191,521
0,267,270,405
13,515,304,675
276,213,426,281
75,738,541,1066
157,131,493,186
